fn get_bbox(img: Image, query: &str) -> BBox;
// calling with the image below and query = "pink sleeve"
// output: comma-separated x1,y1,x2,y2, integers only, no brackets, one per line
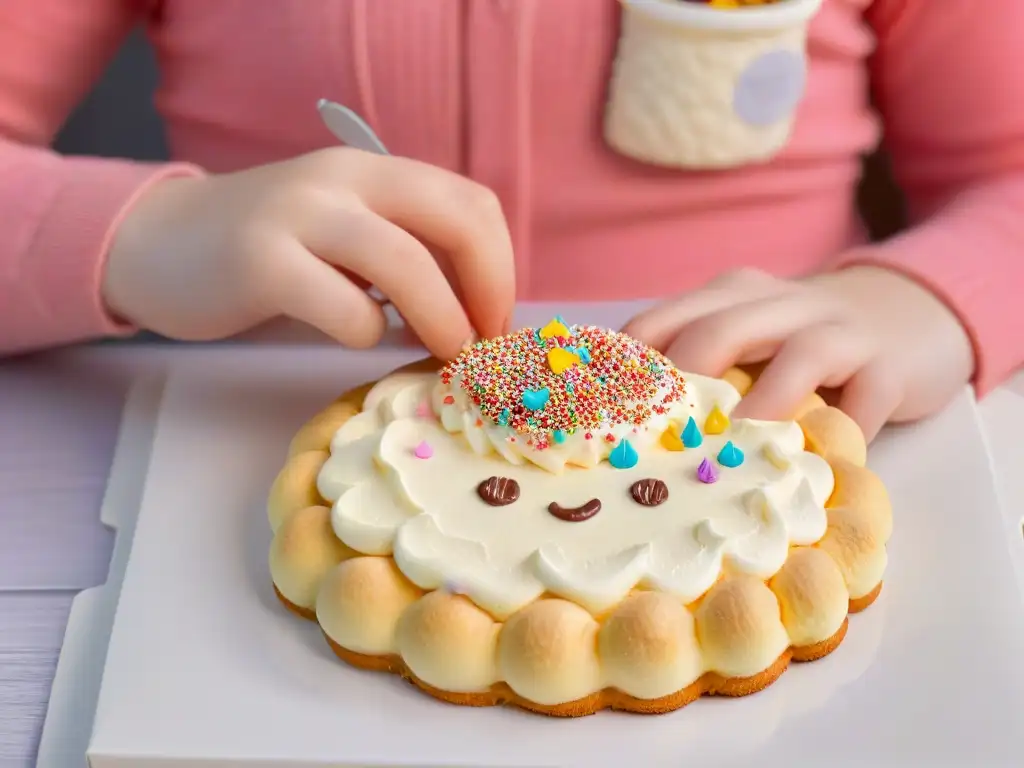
0,0,203,355
832,0,1024,395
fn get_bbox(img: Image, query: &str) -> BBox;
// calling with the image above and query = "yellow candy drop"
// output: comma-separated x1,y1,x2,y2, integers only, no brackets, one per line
660,423,685,452
539,319,571,339
704,405,730,435
547,347,580,375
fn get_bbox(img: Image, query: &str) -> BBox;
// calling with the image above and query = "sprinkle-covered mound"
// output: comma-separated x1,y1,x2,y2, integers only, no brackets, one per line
679,0,786,7
441,320,686,447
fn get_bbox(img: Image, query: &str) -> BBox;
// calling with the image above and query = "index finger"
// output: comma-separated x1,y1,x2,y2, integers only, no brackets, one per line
337,152,516,340
622,278,784,352
300,205,475,360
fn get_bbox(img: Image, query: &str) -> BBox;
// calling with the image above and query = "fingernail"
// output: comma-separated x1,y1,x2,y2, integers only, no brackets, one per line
461,332,479,352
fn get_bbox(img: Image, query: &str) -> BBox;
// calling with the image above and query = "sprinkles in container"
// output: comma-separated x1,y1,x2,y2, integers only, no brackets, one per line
604,0,824,170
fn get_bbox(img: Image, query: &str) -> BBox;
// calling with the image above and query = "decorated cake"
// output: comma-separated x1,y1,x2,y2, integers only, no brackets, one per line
267,320,891,716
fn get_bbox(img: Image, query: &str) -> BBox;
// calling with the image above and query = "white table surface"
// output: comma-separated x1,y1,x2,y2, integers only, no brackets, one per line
1,331,1022,768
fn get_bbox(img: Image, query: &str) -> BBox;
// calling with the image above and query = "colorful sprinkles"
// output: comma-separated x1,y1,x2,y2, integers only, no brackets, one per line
680,0,786,7
440,321,686,451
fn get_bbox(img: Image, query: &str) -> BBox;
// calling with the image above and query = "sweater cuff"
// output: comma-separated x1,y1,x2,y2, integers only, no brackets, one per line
23,157,204,349
831,199,1024,396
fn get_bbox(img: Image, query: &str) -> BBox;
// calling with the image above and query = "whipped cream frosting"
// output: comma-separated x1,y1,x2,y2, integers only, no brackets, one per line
317,331,834,619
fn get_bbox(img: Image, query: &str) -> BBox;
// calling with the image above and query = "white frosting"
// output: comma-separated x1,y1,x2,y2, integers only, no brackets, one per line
318,370,834,619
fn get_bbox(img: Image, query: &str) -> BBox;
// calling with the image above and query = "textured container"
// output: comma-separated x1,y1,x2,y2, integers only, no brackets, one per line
605,0,824,170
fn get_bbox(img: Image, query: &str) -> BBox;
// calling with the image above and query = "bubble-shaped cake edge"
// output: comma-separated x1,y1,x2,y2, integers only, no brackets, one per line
266,361,890,716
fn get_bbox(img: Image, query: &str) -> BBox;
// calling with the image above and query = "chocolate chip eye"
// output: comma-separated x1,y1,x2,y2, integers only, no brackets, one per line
477,476,520,506
630,479,668,507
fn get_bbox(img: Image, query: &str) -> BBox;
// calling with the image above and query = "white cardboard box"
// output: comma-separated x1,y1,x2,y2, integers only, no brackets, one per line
77,351,1024,767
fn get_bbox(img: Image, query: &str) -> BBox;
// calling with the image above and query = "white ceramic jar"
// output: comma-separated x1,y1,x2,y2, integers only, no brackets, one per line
605,0,824,170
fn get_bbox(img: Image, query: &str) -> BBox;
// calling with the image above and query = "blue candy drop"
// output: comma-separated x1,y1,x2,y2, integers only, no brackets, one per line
681,416,703,448
608,438,639,470
717,441,745,468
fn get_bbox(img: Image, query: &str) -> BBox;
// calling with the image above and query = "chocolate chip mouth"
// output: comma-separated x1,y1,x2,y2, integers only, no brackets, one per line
477,476,520,506
630,478,669,507
548,499,601,522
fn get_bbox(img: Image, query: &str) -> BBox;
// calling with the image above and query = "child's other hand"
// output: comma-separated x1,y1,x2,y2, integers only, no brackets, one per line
101,148,515,360
622,267,975,441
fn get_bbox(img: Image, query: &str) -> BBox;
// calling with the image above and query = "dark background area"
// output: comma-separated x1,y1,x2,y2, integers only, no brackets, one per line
52,29,906,239
52,30,169,161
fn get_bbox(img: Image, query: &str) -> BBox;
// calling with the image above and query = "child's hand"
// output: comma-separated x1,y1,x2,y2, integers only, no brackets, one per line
622,266,975,441
101,148,515,360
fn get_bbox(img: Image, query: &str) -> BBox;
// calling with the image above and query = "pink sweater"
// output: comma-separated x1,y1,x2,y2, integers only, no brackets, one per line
1,0,1022,393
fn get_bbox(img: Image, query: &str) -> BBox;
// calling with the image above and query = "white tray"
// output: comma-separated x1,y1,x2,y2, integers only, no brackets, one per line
978,385,1024,603
51,351,1024,767
34,374,167,768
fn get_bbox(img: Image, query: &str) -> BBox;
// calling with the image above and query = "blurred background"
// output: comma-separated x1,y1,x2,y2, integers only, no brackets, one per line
53,28,907,241
53,30,168,162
